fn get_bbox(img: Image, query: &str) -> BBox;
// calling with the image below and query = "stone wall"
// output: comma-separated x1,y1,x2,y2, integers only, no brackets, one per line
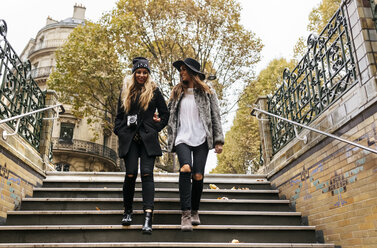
0,91,58,223
256,1,377,247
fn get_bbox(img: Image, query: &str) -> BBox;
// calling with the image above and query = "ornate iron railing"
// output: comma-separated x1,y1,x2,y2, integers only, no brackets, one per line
0,20,46,150
51,138,118,164
267,2,358,155
259,144,264,166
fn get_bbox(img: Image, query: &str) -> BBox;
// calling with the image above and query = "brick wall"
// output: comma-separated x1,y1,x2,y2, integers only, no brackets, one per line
269,105,377,247
257,1,377,247
0,146,44,223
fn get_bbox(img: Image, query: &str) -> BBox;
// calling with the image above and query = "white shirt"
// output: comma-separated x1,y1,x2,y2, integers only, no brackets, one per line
175,88,207,147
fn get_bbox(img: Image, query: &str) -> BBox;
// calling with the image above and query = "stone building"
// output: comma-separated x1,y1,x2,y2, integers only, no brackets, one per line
19,4,120,172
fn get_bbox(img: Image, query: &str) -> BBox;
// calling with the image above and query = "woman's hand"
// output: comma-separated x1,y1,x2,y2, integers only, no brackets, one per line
215,144,223,154
153,112,161,122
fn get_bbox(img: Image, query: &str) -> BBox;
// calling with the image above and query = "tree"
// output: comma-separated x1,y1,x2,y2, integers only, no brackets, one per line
106,0,263,171
49,0,263,134
48,21,124,138
107,0,263,117
214,0,343,174
307,0,342,34
293,0,342,59
212,58,295,174
48,0,263,172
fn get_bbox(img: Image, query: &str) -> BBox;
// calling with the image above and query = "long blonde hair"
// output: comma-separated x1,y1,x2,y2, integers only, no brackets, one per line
170,73,211,101
121,73,156,113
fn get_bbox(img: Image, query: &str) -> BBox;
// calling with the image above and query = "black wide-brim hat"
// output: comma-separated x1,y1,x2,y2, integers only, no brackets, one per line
173,57,206,80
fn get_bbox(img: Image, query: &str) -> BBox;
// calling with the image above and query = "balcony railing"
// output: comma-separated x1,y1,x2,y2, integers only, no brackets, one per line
370,0,377,29
267,2,358,155
30,66,53,79
29,39,66,55
51,138,118,164
0,20,46,150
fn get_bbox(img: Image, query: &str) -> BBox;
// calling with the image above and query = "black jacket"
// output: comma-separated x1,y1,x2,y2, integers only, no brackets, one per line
114,87,169,158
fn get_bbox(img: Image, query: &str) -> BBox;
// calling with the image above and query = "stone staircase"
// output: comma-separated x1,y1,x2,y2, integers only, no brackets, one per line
0,172,334,247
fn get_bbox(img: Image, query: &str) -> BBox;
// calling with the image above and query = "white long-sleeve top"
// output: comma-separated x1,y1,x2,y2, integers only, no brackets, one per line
174,88,206,147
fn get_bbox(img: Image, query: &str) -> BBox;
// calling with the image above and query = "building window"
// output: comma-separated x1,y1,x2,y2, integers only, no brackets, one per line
39,36,44,45
59,123,74,143
32,62,39,70
103,134,109,147
55,163,70,172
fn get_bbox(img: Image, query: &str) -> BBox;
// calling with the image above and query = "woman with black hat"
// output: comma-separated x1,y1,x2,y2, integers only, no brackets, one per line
167,57,224,231
114,57,169,234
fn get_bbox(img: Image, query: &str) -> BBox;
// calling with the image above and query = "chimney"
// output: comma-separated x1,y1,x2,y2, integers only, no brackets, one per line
46,16,58,25
73,3,86,20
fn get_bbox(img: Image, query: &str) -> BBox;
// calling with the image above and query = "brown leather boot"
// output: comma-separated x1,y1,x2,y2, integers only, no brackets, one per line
181,210,193,232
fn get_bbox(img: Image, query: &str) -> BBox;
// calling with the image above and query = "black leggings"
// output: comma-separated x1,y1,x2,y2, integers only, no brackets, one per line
123,139,155,211
175,142,209,210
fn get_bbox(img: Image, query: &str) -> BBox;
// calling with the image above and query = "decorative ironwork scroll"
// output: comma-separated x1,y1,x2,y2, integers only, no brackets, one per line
267,3,358,155
0,20,46,150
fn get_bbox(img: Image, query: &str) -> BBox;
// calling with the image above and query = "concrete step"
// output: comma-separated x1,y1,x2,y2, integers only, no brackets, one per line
44,172,268,182
5,210,303,226
0,225,319,243
0,242,335,247
31,187,280,200
41,181,272,190
42,172,271,190
20,198,292,211
0,172,335,247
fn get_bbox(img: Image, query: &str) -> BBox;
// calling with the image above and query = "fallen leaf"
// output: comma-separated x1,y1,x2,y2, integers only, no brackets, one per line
96,207,101,211
209,184,219,190
217,196,229,200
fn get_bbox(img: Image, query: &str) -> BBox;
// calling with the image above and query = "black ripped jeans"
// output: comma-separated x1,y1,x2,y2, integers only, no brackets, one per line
123,139,155,211
175,141,209,211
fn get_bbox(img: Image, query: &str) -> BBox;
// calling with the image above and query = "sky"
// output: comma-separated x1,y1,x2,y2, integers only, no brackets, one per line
1,0,322,173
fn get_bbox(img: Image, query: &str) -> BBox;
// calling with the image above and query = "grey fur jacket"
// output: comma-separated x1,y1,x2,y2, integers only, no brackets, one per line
167,88,224,152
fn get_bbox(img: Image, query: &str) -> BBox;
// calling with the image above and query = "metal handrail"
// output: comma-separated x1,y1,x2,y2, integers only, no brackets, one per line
251,105,377,155
1,104,64,140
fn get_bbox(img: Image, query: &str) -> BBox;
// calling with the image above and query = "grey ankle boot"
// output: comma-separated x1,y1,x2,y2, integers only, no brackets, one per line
191,210,200,226
181,210,193,232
